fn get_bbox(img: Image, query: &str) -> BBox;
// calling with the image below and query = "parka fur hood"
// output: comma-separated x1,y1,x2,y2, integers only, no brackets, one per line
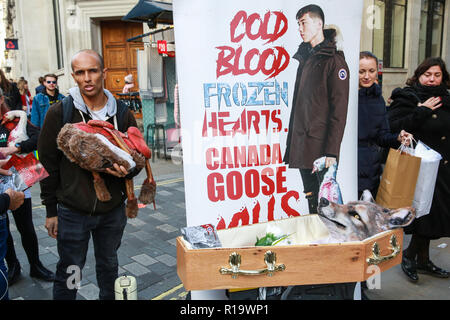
293,24,345,64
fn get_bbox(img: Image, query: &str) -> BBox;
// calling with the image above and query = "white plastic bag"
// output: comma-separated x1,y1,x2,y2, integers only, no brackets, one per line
412,141,442,218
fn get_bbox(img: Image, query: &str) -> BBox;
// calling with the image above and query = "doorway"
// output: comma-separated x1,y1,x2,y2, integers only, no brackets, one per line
101,20,144,97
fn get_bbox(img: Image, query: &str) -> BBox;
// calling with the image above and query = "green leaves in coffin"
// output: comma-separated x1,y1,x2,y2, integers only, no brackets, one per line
255,233,292,246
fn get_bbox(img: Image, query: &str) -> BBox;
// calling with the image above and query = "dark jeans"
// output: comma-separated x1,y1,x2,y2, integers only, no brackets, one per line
0,214,8,300
53,203,127,300
5,198,40,267
299,168,325,214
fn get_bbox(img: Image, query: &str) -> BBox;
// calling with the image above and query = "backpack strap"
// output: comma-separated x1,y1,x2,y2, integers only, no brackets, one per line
61,95,75,125
115,99,129,132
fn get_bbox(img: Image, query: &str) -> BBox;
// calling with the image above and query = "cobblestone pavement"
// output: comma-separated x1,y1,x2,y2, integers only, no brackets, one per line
7,157,189,300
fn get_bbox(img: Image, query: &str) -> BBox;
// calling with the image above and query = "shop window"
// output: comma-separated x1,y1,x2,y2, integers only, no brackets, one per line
52,0,64,69
372,0,408,68
419,0,445,63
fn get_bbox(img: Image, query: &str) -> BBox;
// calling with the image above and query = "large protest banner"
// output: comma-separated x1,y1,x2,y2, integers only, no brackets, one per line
174,0,363,233
174,0,363,300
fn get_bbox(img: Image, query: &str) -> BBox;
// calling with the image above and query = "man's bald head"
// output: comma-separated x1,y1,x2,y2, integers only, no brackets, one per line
71,49,105,71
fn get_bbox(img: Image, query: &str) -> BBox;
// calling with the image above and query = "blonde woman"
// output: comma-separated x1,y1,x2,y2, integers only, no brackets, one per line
17,79,32,117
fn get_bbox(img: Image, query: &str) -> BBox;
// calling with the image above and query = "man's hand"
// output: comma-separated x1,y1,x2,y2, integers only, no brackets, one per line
45,217,58,239
0,146,20,157
325,157,337,169
105,163,128,178
5,188,25,211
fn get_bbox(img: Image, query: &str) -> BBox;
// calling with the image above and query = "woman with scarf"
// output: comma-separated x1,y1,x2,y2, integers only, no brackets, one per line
388,57,450,282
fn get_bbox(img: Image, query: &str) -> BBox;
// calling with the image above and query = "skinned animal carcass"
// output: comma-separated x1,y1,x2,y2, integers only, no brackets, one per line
57,120,156,218
312,156,343,205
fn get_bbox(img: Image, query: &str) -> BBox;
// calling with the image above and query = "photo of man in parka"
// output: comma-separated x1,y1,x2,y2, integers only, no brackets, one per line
284,4,350,214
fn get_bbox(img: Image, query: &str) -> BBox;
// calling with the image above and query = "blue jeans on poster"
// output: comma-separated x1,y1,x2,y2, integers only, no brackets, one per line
53,203,127,300
0,213,9,300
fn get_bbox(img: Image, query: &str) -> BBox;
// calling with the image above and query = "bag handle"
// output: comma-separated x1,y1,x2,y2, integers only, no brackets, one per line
397,137,417,155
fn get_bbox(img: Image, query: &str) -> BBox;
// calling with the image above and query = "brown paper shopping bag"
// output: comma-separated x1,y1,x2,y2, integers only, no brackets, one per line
376,148,421,208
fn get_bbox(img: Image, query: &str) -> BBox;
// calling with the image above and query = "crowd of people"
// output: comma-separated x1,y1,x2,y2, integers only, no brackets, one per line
0,43,449,301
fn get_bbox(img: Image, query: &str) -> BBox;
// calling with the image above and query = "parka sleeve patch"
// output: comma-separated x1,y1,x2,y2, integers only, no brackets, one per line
338,68,348,80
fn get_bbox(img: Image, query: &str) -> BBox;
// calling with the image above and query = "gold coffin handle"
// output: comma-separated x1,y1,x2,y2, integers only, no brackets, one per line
366,235,401,266
219,251,286,279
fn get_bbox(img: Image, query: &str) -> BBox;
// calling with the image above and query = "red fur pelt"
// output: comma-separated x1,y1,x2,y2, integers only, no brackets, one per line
56,121,155,218
57,123,145,173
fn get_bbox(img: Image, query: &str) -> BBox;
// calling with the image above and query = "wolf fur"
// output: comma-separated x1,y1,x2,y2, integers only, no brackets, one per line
57,124,136,172
317,190,416,243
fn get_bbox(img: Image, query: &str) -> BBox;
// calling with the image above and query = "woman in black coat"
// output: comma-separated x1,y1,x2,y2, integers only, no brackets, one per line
388,57,450,282
358,52,411,198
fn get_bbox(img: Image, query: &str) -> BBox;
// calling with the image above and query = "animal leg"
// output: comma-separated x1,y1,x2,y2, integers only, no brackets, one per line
104,128,141,217
125,179,138,218
138,159,156,209
92,171,112,202
106,127,156,210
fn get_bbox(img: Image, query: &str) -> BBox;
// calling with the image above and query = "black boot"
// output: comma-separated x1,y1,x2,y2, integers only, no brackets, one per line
401,251,419,282
7,260,22,286
30,262,55,282
416,260,450,278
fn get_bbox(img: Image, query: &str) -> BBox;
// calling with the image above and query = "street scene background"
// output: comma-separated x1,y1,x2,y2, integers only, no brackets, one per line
1,0,450,300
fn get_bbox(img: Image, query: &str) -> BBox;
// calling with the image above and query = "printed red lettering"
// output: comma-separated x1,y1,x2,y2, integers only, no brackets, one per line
261,167,275,195
245,169,260,198
207,173,225,202
229,10,288,44
281,191,301,217
228,207,250,228
276,165,287,193
216,46,289,79
226,171,243,200
205,148,220,170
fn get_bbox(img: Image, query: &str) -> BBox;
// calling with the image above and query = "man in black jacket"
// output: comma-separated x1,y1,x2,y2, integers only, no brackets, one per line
38,49,139,300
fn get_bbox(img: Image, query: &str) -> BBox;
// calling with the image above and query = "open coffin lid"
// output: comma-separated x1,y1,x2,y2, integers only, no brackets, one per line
177,215,404,291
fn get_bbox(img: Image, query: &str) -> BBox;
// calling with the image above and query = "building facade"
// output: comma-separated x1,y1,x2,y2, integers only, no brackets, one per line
1,0,165,94
361,0,450,98
2,0,450,99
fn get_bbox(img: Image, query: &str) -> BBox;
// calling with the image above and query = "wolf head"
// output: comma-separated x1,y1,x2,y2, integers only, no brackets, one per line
317,190,416,241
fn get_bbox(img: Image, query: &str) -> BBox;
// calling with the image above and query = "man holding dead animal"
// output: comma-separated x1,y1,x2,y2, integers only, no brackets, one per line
284,4,349,215
38,49,141,300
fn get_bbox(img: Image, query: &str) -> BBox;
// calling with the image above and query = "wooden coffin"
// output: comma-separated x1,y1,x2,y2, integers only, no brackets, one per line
177,215,404,291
